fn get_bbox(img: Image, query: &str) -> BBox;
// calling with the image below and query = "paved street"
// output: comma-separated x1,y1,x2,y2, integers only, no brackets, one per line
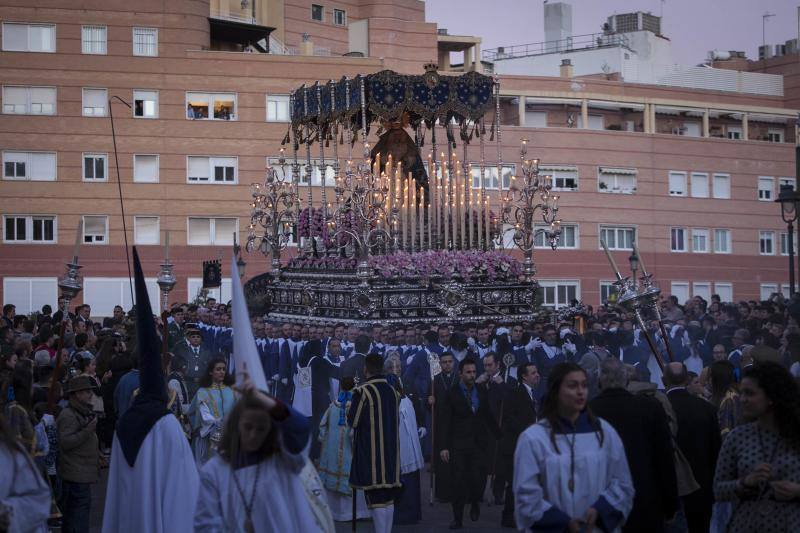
87,465,509,532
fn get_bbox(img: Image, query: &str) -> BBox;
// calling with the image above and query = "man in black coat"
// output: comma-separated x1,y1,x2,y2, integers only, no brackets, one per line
429,351,458,503
499,361,540,528
478,352,516,506
663,362,721,533
438,357,501,529
339,334,370,383
590,357,679,533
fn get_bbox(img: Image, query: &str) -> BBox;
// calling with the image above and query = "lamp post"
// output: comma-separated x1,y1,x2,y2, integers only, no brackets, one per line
775,185,800,296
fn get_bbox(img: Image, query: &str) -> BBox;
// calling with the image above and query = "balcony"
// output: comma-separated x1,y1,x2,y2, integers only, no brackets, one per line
484,33,630,62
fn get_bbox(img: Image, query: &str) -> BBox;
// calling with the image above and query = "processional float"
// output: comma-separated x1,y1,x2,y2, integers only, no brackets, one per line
244,66,566,325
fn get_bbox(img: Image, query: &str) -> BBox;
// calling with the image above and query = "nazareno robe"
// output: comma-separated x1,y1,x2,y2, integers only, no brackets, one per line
513,412,635,532
346,375,402,490
102,415,199,533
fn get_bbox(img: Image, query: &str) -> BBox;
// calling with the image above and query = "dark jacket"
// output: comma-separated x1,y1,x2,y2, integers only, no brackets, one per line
438,382,501,453
591,388,679,533
667,388,721,496
56,399,99,483
500,384,539,456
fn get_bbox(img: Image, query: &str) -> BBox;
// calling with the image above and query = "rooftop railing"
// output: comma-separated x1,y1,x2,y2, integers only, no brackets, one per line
483,32,630,62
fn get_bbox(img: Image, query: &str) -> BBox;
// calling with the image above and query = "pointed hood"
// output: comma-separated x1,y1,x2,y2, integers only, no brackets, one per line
116,247,170,467
231,253,268,391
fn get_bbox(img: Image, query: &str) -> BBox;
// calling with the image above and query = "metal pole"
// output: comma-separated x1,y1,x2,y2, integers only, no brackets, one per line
789,221,796,296
109,96,135,306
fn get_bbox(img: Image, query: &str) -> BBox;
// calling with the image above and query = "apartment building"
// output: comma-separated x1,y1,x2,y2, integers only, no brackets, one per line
0,0,797,314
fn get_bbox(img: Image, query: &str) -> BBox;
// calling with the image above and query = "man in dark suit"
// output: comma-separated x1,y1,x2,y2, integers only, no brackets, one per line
339,334,370,383
439,357,501,529
478,352,516,506
590,357,679,533
663,362,721,533
429,351,457,503
172,326,213,399
499,361,540,528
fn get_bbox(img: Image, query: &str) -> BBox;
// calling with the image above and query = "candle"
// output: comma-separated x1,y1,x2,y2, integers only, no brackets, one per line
444,166,449,249
468,168,474,250
600,239,623,280
401,179,407,250
484,195,491,248
633,241,647,275
164,230,170,261
419,188,425,250
72,219,83,263
411,179,417,252
451,165,458,249
459,167,466,250
426,190,432,251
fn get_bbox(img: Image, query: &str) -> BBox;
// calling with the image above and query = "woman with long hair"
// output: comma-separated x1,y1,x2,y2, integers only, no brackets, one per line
513,362,634,532
4,367,36,453
188,357,236,464
713,362,800,532
708,360,742,437
0,413,51,532
195,380,333,532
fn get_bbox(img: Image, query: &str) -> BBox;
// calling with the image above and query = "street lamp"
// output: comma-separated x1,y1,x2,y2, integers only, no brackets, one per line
775,185,800,296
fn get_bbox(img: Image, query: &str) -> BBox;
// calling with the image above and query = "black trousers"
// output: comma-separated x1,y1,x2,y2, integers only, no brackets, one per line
499,452,515,521
450,447,487,520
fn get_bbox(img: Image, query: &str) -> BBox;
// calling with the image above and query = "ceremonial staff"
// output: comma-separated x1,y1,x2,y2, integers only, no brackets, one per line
428,351,442,506
157,231,177,372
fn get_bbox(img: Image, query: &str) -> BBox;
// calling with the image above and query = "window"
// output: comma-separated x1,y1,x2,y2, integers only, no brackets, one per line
668,171,687,196
779,177,796,191
2,86,56,115
277,158,338,186
187,156,237,183
693,282,711,301
540,165,578,191
84,277,161,315
726,126,742,140
599,226,635,250
712,173,730,199
524,111,547,127
469,164,515,190
671,227,687,252
133,90,158,118
714,282,733,303
133,154,159,183
82,88,107,116
598,167,636,194
692,228,709,253
578,115,604,130
758,177,774,201
760,283,779,301
690,172,709,198
83,215,108,244
759,231,775,255
187,217,237,246
133,27,158,57
599,281,615,304
681,122,701,137
3,215,56,243
188,277,232,303
714,229,731,253
2,277,57,315
82,153,107,181
186,92,236,120
134,216,159,245
2,23,55,52
333,9,347,26
81,25,106,54
266,94,290,122
781,233,797,256
3,151,56,181
535,224,577,249
538,280,580,309
670,282,690,304
766,129,784,143
311,4,324,21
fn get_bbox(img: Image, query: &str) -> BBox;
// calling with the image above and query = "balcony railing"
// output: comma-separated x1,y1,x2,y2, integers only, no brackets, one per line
483,32,630,62
209,9,257,25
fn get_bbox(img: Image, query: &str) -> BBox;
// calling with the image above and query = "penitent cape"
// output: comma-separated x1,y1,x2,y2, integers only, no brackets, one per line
102,247,199,533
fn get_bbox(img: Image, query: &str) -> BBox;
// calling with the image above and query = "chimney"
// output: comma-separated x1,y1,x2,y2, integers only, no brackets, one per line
560,58,574,78
544,2,573,52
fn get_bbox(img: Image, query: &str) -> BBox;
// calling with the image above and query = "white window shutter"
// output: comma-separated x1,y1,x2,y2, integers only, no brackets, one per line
214,219,236,245
188,218,211,245
30,152,56,180
188,156,210,181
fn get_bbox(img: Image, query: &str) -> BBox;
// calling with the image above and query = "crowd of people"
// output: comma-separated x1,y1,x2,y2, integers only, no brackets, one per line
1,288,799,532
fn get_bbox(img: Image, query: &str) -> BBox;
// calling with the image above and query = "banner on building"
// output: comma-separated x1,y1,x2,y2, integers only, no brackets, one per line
202,260,222,288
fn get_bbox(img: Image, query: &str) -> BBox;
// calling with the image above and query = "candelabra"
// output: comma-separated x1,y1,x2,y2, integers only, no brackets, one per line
247,152,300,274
328,143,393,281
498,139,561,281
58,261,83,320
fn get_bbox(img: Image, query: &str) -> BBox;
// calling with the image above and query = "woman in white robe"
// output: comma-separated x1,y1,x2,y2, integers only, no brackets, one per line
195,382,334,533
514,362,634,533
